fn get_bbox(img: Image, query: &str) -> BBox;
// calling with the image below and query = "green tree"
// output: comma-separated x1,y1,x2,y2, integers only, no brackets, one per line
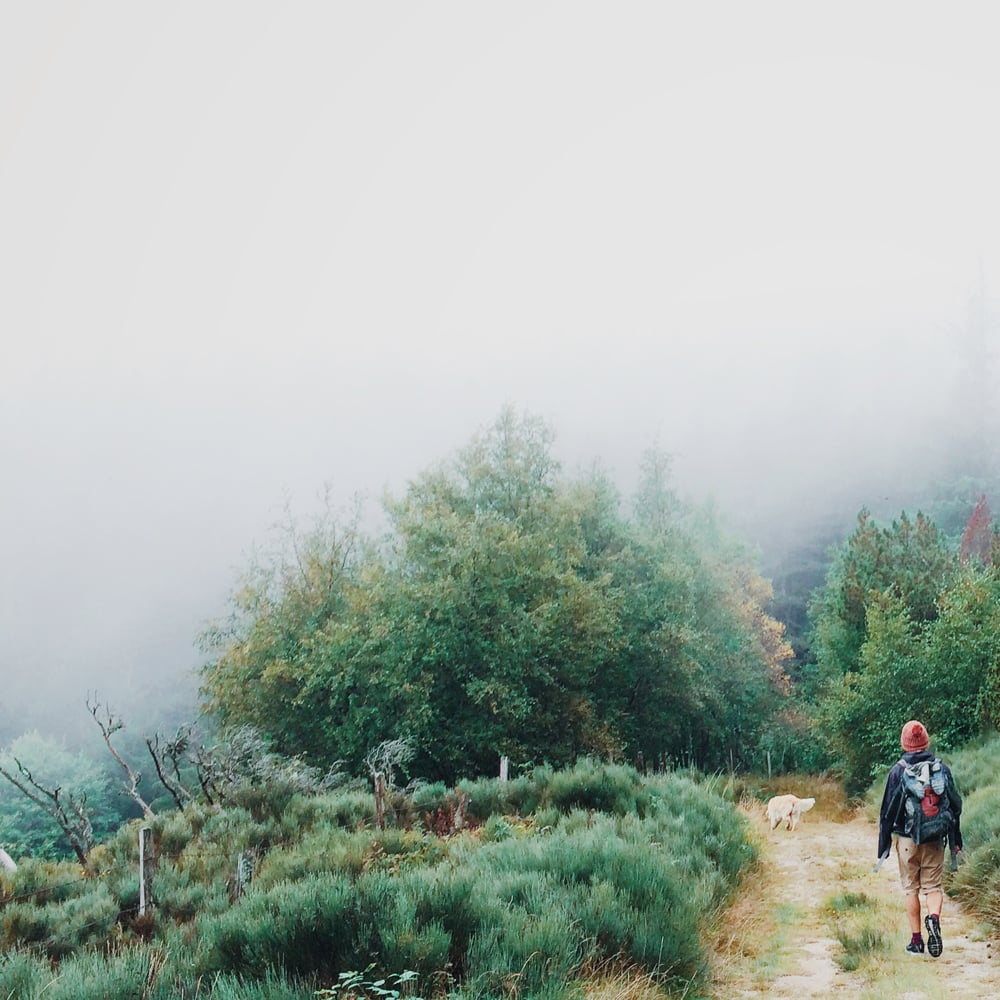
370,409,617,778
822,566,1000,791
584,449,792,771
808,509,954,693
201,495,373,762
201,411,793,781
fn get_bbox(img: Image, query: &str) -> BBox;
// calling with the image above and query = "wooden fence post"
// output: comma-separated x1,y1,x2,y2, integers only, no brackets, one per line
138,826,154,918
374,772,386,831
499,756,509,783
454,787,469,832
235,852,253,899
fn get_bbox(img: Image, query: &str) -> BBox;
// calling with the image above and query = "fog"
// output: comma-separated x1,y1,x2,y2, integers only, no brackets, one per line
2,4,999,735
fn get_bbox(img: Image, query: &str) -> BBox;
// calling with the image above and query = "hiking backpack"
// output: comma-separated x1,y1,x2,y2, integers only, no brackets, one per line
898,756,953,845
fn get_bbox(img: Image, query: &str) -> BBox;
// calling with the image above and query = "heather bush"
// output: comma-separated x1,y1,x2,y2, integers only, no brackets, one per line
153,807,199,858
957,784,1000,846
321,787,378,828
0,858,84,906
0,948,46,998
943,734,999,796
937,735,1000,927
0,762,755,998
195,872,356,979
205,968,318,999
254,828,371,887
410,780,449,812
462,906,581,1000
2,883,118,957
544,759,649,816
155,860,231,922
40,946,165,999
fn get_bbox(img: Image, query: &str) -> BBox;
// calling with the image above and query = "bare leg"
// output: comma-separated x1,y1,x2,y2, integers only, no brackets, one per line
905,892,922,935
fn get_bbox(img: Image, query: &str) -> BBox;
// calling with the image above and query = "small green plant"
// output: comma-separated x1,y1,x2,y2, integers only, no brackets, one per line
316,966,422,1000
833,923,887,972
826,891,874,913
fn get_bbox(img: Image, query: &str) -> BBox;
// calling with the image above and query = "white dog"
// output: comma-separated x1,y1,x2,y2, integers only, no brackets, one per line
765,794,816,831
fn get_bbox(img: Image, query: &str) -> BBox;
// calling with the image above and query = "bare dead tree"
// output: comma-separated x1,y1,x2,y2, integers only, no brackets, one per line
145,728,195,810
0,758,93,867
364,739,414,830
190,742,220,805
87,696,155,820
145,721,346,813
363,739,414,789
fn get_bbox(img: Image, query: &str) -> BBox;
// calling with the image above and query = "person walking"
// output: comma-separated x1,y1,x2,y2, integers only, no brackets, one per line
876,719,963,957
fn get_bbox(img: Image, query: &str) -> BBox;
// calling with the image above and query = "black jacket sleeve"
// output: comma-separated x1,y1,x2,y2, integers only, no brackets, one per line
945,764,963,851
877,765,903,860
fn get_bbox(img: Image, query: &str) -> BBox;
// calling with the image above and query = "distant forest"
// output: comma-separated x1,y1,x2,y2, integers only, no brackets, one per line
3,291,1000,857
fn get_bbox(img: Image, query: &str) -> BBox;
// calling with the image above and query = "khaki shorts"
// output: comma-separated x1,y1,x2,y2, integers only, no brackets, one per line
895,836,945,895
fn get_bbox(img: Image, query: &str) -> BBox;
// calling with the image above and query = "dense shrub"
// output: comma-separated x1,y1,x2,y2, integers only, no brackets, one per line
545,760,649,816
40,947,165,1000
936,735,1000,928
0,762,756,999
0,859,85,906
0,949,47,998
2,884,118,958
203,969,317,999
195,872,356,979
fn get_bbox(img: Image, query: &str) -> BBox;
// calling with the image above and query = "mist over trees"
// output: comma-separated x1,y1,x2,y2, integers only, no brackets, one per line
5,276,1000,860
200,408,793,781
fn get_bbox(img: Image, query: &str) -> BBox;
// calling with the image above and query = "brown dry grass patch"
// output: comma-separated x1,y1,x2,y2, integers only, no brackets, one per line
580,962,671,1000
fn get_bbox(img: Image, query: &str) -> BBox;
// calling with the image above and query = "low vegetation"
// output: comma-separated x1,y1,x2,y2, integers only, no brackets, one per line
0,760,756,999
937,734,1000,928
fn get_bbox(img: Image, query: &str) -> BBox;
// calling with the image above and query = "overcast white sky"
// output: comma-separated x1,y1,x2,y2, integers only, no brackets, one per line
3,3,999,726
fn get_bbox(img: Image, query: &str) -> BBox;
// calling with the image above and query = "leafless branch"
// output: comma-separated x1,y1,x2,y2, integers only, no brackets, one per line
145,730,194,810
0,757,93,867
87,695,155,819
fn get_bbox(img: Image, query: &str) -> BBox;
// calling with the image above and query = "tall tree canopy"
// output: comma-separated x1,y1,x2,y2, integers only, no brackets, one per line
807,509,953,693
808,501,1000,790
202,409,792,781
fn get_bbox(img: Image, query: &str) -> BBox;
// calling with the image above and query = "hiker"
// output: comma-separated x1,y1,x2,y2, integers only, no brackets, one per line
876,719,963,958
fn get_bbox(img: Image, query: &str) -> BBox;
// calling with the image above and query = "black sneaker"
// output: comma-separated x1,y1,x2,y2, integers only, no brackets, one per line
905,940,925,956
925,914,943,957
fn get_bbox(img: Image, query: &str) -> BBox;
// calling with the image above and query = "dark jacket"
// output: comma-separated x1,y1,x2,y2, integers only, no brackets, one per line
877,749,963,860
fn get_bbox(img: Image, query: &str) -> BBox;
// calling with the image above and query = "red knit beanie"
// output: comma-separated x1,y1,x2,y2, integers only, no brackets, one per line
901,720,930,752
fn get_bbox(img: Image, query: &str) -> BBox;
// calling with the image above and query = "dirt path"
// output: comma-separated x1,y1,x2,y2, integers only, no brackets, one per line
709,809,997,999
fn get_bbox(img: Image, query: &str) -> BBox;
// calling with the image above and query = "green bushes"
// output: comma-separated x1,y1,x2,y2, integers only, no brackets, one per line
0,761,756,999
196,872,356,979
188,765,754,995
0,949,47,998
37,947,165,1000
939,735,1000,927
409,758,657,830
0,866,119,958
205,969,317,999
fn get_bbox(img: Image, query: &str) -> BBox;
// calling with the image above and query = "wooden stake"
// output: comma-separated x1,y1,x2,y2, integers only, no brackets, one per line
138,826,153,918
